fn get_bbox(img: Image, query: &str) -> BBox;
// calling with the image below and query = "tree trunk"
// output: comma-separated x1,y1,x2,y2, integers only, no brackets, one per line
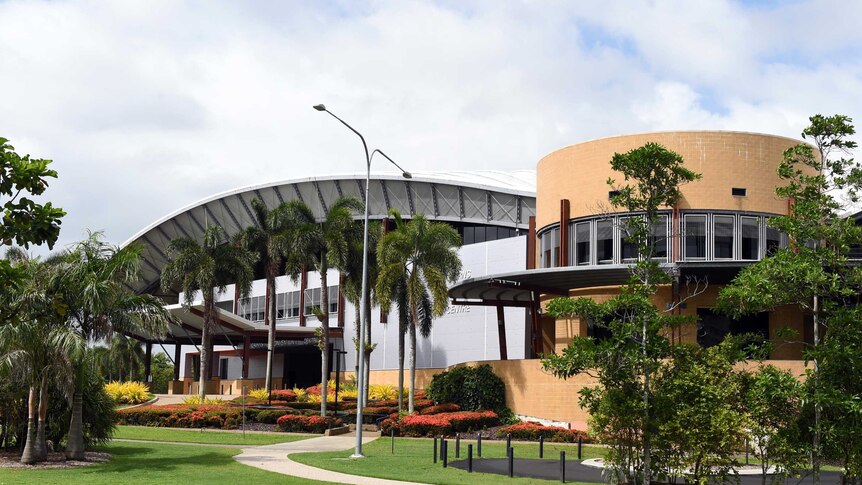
398,322,405,413
20,386,38,464
408,311,417,414
36,373,48,460
65,390,85,460
265,268,277,393
813,294,821,485
199,291,215,402
319,266,329,417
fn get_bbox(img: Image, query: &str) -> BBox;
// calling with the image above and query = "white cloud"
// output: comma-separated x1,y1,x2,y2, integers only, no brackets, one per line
0,0,859,253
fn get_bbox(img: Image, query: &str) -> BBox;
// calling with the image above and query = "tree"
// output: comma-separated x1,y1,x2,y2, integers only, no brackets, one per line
162,225,255,402
0,250,83,464
149,352,174,394
61,234,173,459
717,114,862,483
742,365,806,485
543,143,699,485
239,198,295,394
0,138,65,251
283,196,362,416
651,341,748,484
377,211,462,413
340,219,381,408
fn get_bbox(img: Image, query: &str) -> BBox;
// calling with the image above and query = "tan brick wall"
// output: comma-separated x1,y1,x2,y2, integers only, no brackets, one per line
536,131,811,230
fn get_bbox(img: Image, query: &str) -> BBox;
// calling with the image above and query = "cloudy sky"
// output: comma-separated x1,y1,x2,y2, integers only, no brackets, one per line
2,0,861,253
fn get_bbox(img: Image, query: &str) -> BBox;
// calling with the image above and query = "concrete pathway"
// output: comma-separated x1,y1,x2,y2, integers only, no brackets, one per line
234,433,422,485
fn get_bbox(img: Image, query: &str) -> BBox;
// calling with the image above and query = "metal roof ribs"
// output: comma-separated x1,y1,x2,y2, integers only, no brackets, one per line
187,211,206,234
218,198,242,232
273,185,285,204
292,184,304,203
172,218,192,240
312,181,328,213
458,187,465,218
381,180,391,211
237,194,258,227
356,179,366,204
431,183,440,217
334,179,343,198
486,192,493,221
405,181,415,215
142,235,169,261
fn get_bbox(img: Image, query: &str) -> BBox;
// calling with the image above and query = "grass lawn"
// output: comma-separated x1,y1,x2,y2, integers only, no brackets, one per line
114,425,314,446
292,437,606,484
0,441,329,485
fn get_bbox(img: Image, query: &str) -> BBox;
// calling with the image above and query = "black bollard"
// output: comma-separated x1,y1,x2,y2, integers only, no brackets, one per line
560,450,566,483
468,444,473,473
506,432,511,452
508,446,514,478
745,438,749,465
477,432,482,457
433,436,438,463
577,435,582,460
540,435,544,458
442,439,448,468
456,433,460,458
391,429,395,454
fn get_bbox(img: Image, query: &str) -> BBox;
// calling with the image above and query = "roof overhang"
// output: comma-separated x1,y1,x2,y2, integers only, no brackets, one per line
449,262,753,307
133,303,335,345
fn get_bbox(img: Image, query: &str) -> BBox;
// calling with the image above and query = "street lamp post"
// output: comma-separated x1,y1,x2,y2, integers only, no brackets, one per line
313,104,410,458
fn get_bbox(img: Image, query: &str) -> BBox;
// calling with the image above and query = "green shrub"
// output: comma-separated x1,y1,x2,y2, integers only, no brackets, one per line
255,409,291,424
427,364,506,413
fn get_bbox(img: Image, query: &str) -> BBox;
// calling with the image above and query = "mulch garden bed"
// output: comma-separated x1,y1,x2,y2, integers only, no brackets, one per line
0,450,110,468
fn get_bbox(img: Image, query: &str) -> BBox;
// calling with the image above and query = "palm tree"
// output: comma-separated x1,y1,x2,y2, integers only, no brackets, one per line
109,334,145,381
239,198,294,393
340,219,382,408
284,196,362,416
0,249,83,464
60,233,174,460
161,224,255,402
376,211,462,413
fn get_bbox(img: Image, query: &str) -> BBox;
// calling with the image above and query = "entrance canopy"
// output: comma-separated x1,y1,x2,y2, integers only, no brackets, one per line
448,262,751,307
148,303,338,346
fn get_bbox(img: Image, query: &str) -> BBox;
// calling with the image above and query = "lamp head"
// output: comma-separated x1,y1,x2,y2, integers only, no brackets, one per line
313,104,326,112
402,171,412,179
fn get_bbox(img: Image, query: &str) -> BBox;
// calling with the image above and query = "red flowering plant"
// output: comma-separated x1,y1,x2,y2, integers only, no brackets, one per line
394,410,500,437
420,403,460,415
270,389,298,402
498,421,591,443
276,414,342,433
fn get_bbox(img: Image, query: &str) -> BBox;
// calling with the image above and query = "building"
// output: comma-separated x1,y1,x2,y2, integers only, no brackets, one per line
125,131,818,427
123,171,536,395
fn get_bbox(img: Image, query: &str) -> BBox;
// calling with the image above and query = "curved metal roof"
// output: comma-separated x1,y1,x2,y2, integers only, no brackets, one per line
124,171,536,297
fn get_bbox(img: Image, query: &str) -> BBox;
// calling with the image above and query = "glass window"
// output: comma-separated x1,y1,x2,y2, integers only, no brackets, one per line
575,222,591,265
766,225,782,256
651,216,668,260
474,226,486,243
276,291,301,320
713,215,735,259
597,220,614,264
215,300,234,313
741,217,759,260
539,228,560,268
620,217,639,261
463,226,474,245
304,287,321,316
328,285,339,314
238,295,265,322
685,215,707,259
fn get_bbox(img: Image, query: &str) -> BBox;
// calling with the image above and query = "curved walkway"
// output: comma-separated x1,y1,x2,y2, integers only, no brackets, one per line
234,433,422,485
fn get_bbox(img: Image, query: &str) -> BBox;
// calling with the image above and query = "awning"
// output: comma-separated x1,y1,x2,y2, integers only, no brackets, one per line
449,262,752,307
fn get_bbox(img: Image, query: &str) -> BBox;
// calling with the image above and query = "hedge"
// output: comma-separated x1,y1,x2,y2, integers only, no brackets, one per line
383,410,499,437
116,404,244,429
420,403,460,415
276,414,342,433
498,422,591,443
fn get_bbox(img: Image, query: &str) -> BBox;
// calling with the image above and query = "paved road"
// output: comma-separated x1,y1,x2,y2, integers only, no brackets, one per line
235,433,423,485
